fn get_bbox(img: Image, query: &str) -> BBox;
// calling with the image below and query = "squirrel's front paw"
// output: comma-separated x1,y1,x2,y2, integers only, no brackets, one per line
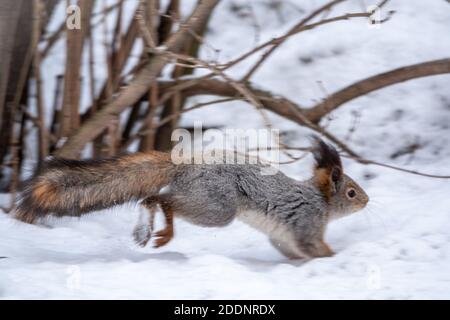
132,224,152,247
298,239,336,258
318,249,335,258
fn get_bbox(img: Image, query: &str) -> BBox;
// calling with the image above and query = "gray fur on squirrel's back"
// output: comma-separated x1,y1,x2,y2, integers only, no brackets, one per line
165,162,328,246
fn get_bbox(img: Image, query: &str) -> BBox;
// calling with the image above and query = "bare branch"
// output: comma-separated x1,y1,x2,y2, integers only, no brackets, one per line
304,58,450,123
137,0,157,49
60,0,94,141
33,0,49,165
124,97,238,148
173,59,450,128
345,155,450,179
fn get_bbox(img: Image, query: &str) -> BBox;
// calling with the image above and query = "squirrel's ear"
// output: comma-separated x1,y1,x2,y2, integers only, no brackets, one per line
310,136,343,198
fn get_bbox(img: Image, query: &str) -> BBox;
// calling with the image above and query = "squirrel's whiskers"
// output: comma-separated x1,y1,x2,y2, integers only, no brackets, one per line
364,203,388,230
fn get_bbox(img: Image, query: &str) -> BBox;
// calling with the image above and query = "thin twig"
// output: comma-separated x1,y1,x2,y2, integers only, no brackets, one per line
124,97,238,148
242,0,392,81
258,145,450,178
242,0,346,81
344,155,450,179
137,0,157,49
33,0,49,166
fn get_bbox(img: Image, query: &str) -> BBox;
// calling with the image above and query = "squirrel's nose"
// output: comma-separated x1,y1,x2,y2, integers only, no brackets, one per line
364,193,370,205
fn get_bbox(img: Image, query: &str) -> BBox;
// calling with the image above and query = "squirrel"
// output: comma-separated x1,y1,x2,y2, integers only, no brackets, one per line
14,137,368,258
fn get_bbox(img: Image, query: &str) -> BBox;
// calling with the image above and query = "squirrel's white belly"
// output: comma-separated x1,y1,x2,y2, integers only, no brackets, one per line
237,209,286,236
237,209,301,257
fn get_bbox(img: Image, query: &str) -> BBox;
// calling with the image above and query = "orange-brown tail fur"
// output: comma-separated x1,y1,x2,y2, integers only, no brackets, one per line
14,151,175,224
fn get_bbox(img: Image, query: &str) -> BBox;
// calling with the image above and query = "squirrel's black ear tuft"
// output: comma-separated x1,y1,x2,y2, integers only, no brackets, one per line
310,136,343,199
310,136,342,171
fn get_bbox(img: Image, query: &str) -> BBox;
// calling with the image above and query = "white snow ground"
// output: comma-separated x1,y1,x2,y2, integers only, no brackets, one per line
1,0,450,299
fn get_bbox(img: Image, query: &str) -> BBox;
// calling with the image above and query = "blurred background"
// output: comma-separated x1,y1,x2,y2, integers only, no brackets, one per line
0,0,449,299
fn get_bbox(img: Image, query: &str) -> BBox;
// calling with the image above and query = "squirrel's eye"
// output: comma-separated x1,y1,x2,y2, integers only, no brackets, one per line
347,189,356,198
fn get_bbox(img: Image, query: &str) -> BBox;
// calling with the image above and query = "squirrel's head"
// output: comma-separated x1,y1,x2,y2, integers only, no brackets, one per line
311,137,369,219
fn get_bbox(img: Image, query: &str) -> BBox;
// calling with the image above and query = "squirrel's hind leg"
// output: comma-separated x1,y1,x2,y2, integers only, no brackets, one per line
152,200,174,248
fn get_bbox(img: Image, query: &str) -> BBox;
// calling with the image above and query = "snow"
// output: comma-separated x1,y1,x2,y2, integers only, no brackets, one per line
1,0,450,299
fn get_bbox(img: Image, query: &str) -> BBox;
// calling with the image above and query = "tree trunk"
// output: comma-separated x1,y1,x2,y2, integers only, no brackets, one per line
0,0,28,170
0,0,58,188
60,0,95,142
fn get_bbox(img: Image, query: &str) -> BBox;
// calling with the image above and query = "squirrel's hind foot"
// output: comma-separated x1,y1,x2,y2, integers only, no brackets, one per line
133,195,175,248
132,224,173,248
153,227,174,248
133,223,152,247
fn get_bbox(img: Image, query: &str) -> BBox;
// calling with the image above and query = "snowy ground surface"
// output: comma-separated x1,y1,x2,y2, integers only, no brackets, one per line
1,0,450,299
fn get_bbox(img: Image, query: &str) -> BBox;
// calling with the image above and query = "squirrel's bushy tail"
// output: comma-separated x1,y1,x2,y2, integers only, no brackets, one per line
14,151,175,224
